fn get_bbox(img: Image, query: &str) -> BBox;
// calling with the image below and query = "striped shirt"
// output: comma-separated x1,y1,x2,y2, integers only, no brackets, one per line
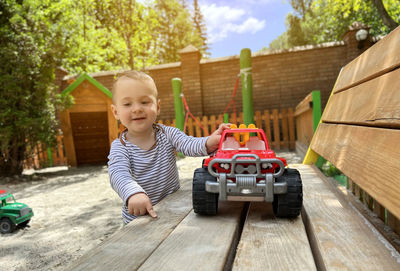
108,124,209,224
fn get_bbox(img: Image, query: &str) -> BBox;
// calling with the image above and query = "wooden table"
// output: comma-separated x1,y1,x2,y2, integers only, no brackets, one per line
68,165,400,271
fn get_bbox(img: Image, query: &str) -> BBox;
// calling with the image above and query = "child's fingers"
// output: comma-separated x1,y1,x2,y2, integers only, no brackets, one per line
216,123,230,134
146,202,157,218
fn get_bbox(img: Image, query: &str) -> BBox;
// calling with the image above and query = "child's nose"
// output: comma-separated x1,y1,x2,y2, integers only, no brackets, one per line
131,103,143,113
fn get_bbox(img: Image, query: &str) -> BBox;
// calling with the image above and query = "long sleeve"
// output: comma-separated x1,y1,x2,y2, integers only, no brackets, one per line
163,126,209,156
108,140,146,205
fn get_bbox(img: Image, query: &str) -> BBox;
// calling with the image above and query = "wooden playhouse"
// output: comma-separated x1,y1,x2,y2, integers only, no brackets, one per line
60,73,118,167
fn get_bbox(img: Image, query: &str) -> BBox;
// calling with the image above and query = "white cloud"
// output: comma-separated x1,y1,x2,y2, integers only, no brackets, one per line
200,3,266,43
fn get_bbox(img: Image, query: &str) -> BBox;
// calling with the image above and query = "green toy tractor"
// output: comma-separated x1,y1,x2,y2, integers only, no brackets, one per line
0,190,34,233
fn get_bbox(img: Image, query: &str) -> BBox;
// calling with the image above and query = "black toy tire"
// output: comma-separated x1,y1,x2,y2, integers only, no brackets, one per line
193,168,219,215
18,219,30,228
273,168,303,218
0,218,16,234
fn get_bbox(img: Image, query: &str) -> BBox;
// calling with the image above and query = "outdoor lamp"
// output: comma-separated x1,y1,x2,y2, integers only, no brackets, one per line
355,29,368,41
355,29,368,49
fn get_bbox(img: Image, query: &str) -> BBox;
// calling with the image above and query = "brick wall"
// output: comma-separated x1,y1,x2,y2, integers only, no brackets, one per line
59,26,375,120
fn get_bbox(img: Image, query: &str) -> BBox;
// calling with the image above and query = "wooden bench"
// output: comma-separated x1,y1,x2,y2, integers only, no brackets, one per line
67,27,400,271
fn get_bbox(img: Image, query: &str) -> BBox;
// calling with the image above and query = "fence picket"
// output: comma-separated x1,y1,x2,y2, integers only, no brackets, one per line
255,111,262,129
272,109,280,150
188,118,194,136
202,116,209,136
281,109,289,149
263,110,272,143
288,108,295,149
210,115,217,132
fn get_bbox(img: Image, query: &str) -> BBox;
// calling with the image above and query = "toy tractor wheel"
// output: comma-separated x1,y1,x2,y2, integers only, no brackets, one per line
273,168,303,218
0,218,16,234
193,168,219,215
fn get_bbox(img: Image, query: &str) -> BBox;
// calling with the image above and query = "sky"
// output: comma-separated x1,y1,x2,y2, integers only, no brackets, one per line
198,0,294,58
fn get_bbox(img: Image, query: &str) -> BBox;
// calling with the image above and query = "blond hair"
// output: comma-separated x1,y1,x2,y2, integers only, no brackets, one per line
112,70,158,103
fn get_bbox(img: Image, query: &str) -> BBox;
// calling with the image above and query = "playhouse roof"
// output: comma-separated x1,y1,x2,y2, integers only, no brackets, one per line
62,73,112,99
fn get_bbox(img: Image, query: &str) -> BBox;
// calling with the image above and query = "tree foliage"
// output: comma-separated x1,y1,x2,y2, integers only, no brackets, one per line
0,0,72,176
1,0,209,176
269,0,400,50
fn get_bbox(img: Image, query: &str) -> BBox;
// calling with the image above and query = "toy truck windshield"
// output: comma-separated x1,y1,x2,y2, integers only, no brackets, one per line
221,130,267,151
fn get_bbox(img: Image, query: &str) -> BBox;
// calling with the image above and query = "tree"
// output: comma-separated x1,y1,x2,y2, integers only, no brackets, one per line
193,0,210,57
153,0,207,63
269,0,400,49
0,0,72,176
371,0,399,30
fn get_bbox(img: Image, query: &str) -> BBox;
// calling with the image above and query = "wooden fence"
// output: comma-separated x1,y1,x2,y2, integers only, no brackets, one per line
24,108,295,170
23,132,67,169
158,108,295,150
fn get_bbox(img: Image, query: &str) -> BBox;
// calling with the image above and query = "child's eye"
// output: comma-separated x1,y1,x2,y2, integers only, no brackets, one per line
123,103,131,106
142,101,150,105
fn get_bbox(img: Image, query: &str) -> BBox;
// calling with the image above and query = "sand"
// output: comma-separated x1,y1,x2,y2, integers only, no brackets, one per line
0,152,301,270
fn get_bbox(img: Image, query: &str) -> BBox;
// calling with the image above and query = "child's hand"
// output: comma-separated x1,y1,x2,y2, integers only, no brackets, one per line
127,193,157,218
206,123,231,154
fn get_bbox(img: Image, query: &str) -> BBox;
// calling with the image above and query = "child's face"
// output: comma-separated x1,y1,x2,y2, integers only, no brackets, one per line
111,78,160,135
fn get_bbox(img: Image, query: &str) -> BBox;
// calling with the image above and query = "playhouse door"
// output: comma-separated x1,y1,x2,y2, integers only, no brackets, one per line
70,112,110,165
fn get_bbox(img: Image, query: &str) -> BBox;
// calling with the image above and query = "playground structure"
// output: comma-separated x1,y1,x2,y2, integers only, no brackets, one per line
68,26,400,270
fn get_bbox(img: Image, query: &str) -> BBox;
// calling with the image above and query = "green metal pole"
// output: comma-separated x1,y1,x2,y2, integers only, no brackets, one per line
47,147,54,167
172,78,185,158
240,48,254,126
311,90,321,132
171,78,185,132
223,113,229,123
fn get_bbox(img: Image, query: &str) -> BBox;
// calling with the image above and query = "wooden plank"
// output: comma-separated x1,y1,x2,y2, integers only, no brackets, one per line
311,123,400,219
60,110,77,167
255,111,262,129
288,108,295,150
263,110,272,143
281,109,289,149
187,117,194,136
233,203,316,271
294,92,312,117
298,164,400,270
195,118,201,137
138,202,245,271
210,115,217,132
296,109,313,147
272,109,280,150
201,116,210,136
68,179,194,271
334,26,400,92
323,68,400,128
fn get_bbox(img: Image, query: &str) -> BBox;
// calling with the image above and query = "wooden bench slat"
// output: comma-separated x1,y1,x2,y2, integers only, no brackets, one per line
334,26,400,93
233,202,316,271
310,123,400,219
298,164,400,270
67,180,194,271
137,202,245,271
323,68,400,128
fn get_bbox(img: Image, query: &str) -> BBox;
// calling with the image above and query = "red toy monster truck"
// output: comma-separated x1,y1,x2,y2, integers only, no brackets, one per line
193,124,302,218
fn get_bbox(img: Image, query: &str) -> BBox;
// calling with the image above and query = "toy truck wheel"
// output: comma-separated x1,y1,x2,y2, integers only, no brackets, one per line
273,168,303,218
193,168,219,215
0,218,16,234
18,219,30,228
